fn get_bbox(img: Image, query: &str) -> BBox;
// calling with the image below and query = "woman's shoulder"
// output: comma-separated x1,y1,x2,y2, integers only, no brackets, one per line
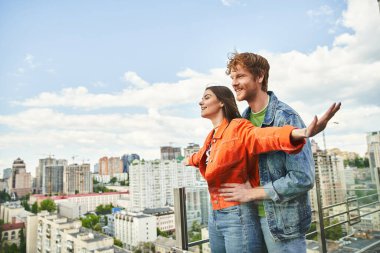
230,118,251,126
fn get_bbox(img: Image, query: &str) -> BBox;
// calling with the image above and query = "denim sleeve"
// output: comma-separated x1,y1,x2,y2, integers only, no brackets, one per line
263,114,315,203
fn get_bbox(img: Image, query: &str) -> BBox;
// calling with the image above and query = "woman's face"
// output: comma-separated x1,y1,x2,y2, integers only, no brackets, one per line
199,89,223,119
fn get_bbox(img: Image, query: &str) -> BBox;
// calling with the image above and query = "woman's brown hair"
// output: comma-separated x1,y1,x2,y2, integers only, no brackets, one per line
206,86,241,122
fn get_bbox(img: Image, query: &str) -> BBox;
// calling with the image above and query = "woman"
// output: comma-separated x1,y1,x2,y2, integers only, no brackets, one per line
186,85,340,253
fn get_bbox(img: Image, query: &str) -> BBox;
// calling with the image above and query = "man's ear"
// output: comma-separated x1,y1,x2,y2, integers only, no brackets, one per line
257,75,264,84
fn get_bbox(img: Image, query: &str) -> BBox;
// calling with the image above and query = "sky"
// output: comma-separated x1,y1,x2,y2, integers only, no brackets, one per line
0,0,379,176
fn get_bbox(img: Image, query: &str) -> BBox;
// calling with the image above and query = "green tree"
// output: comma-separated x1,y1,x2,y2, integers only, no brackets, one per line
114,238,123,247
93,223,102,232
19,228,26,253
20,199,30,211
95,204,113,215
0,190,10,203
81,214,100,230
133,242,154,253
325,219,343,240
39,199,57,213
157,228,169,238
306,219,343,241
31,202,38,214
110,177,117,184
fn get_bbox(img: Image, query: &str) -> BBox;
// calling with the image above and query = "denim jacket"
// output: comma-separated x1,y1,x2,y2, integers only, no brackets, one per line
242,91,315,240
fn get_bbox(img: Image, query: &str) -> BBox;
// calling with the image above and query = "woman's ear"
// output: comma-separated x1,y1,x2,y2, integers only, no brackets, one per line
220,102,224,108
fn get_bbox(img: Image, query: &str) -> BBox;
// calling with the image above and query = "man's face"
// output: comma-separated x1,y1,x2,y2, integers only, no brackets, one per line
230,64,262,102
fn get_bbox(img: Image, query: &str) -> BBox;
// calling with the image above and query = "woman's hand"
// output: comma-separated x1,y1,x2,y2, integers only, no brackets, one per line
291,102,341,141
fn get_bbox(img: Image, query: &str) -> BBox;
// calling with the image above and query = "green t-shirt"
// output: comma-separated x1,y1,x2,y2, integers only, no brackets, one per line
249,107,267,217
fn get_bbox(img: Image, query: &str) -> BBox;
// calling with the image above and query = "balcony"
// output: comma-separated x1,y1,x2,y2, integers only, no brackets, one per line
173,185,380,253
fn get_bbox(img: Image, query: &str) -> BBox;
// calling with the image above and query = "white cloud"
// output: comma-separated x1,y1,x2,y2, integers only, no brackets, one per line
24,54,37,69
307,5,334,18
221,0,240,7
15,69,230,109
123,71,150,89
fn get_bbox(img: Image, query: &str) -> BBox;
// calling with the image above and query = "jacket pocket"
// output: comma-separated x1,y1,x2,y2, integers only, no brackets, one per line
278,201,301,234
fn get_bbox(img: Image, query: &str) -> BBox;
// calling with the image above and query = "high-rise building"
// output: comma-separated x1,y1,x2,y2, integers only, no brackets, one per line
367,131,380,190
183,143,200,157
93,163,99,173
310,140,346,210
121,154,140,173
129,159,196,211
36,157,66,195
184,143,203,181
99,156,122,177
63,163,92,194
8,158,31,198
160,146,182,160
2,168,12,180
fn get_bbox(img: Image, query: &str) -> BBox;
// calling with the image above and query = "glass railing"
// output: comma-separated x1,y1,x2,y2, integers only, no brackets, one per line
174,186,380,253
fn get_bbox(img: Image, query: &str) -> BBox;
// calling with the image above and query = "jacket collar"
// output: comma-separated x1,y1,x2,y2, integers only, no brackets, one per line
241,91,278,127
213,118,230,139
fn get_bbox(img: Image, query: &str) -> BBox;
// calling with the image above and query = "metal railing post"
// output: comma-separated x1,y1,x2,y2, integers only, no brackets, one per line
314,162,328,253
174,187,188,251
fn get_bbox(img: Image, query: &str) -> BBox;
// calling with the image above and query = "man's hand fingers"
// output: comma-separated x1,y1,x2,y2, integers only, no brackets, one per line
219,188,234,193
223,197,237,202
221,183,239,188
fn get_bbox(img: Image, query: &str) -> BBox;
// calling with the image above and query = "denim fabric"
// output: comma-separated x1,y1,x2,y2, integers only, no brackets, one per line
242,91,315,240
208,202,267,253
260,217,306,253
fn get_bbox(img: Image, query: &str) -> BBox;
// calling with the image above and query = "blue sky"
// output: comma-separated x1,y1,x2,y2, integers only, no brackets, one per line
0,0,379,175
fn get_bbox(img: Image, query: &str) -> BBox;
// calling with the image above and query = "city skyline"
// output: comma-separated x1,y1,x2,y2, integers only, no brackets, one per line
1,0,380,174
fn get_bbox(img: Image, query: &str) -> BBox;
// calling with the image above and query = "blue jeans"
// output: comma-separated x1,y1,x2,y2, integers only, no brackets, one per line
260,217,306,253
208,202,266,253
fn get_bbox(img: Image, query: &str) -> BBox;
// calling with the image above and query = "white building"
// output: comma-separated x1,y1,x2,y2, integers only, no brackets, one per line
0,201,25,223
93,173,128,184
114,211,157,251
129,159,196,211
30,191,129,212
58,201,86,219
29,211,128,253
143,207,175,232
102,214,115,236
310,141,346,210
353,207,380,231
367,131,380,195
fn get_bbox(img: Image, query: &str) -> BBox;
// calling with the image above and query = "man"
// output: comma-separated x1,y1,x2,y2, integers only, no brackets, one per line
219,52,314,253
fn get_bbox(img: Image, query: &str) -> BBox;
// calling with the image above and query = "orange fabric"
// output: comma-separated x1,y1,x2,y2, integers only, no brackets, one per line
189,118,304,210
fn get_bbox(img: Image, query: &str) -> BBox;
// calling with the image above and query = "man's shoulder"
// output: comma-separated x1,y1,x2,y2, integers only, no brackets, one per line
275,99,300,117
269,93,305,127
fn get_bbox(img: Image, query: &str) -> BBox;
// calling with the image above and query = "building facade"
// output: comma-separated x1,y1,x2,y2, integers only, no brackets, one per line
63,163,92,195
143,207,175,232
8,158,31,198
367,131,380,195
114,211,157,251
121,154,140,173
160,146,182,160
129,160,196,211
36,157,66,195
310,141,346,211
99,156,123,177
